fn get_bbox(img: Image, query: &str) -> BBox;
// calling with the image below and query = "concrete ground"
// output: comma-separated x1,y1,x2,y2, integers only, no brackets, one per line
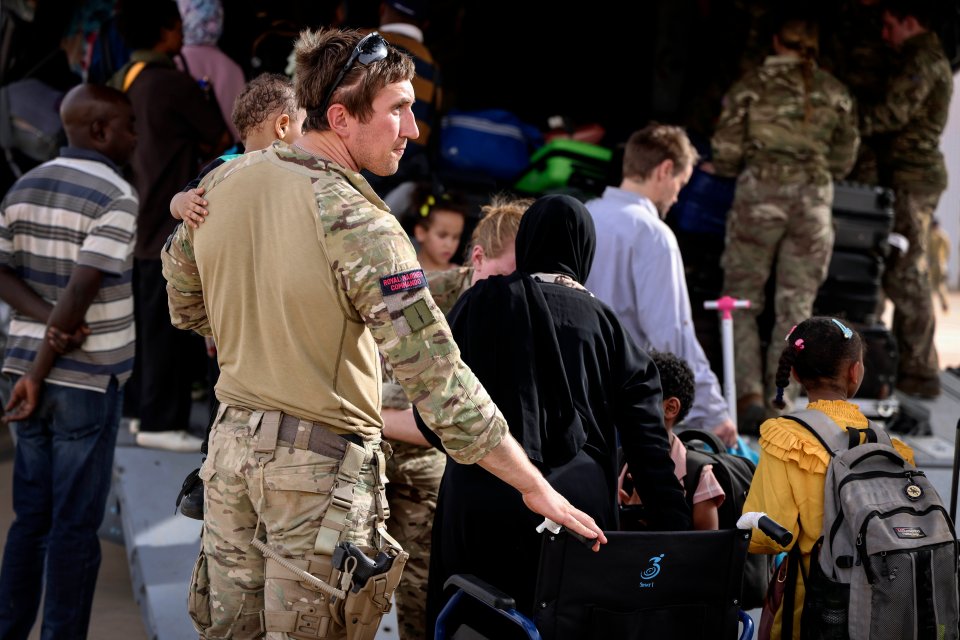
1,293,960,639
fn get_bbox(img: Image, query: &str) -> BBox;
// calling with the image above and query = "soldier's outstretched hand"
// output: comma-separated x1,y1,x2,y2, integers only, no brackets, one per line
521,477,607,552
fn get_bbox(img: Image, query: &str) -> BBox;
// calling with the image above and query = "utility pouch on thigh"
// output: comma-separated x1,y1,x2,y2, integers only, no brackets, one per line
187,547,211,633
262,553,342,639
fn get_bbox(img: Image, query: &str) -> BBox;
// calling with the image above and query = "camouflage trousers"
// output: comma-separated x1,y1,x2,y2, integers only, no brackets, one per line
929,258,950,313
885,188,942,383
384,440,445,640
189,405,383,640
722,169,834,404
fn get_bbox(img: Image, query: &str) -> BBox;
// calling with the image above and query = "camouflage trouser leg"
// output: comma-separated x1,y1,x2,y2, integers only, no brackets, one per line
764,184,834,403
189,406,378,640
722,171,833,404
885,188,941,382
384,441,444,640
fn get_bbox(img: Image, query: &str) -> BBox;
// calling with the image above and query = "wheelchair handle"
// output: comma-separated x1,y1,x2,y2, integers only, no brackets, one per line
536,518,595,548
737,512,794,547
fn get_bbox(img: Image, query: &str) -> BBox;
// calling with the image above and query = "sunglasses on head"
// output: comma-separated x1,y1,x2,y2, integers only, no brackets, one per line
317,32,389,117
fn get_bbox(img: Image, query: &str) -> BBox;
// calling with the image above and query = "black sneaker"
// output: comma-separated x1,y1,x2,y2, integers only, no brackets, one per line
176,468,204,520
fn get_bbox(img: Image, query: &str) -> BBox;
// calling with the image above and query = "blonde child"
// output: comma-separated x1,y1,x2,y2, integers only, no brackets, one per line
743,317,915,640
467,194,531,284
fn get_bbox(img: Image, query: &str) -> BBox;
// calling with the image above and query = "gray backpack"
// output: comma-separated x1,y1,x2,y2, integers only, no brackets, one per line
787,409,959,640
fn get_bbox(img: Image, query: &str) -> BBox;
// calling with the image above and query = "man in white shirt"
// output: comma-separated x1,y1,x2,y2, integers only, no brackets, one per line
585,124,737,445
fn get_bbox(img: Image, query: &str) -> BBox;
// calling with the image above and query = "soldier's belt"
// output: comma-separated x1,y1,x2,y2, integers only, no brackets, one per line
276,413,364,459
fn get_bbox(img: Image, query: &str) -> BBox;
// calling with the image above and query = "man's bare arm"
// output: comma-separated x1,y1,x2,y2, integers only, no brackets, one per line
5,265,103,421
0,266,53,323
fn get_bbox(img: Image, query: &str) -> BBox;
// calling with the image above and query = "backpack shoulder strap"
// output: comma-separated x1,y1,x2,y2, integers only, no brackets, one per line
683,447,711,507
783,408,849,457
122,61,147,92
676,428,726,455
865,418,894,447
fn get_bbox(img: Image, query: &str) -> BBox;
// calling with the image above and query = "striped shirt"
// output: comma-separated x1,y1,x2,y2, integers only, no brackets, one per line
0,148,138,392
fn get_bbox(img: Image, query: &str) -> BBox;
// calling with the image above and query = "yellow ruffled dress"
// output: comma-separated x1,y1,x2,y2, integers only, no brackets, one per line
743,399,915,640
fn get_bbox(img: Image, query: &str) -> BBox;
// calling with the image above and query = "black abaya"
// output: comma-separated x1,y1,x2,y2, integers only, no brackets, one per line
421,195,691,630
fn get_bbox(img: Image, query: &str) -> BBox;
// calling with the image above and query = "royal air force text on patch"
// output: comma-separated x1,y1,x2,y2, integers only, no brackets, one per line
380,269,428,296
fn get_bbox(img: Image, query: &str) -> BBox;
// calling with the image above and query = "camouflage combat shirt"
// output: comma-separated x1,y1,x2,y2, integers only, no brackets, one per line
161,142,506,464
860,31,953,192
712,55,860,185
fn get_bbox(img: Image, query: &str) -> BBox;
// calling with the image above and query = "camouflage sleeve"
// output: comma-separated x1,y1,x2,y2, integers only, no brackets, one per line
827,89,860,180
160,222,212,337
711,77,752,177
322,199,506,464
380,356,411,411
426,266,472,316
860,55,932,137
380,266,472,410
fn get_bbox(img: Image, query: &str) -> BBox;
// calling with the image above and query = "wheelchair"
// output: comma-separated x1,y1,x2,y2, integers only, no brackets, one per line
434,513,791,640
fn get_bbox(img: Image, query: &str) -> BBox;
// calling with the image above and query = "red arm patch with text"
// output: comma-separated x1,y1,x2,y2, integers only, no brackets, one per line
380,269,428,296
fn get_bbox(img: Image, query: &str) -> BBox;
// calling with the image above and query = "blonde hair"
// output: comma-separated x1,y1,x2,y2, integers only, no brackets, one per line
469,194,533,259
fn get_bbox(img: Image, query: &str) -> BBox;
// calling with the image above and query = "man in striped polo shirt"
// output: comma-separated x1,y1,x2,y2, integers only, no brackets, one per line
0,84,137,639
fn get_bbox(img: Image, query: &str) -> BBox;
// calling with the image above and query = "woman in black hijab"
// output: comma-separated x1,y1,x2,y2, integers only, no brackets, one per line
423,194,691,628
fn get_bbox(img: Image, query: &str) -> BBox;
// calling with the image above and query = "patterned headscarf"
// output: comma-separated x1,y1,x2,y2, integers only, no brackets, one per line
177,0,224,47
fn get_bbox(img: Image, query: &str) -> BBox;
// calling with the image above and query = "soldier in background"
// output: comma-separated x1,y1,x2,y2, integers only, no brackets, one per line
860,0,953,398
708,11,859,428
162,28,604,640
822,0,893,186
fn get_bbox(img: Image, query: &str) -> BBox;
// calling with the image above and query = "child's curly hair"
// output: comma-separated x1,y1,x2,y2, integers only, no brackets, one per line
772,316,864,409
650,350,695,424
231,74,298,143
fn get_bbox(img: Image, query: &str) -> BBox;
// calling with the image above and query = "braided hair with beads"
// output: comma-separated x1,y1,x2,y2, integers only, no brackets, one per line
772,317,863,410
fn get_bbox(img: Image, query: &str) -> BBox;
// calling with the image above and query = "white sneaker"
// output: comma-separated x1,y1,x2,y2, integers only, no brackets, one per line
135,430,203,453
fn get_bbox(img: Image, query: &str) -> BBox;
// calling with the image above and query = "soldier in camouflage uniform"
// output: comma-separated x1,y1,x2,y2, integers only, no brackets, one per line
161,28,603,640
822,0,893,185
382,195,529,640
710,14,859,421
860,0,953,398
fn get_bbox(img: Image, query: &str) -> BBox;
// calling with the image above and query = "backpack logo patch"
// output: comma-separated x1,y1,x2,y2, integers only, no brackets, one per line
893,526,926,539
